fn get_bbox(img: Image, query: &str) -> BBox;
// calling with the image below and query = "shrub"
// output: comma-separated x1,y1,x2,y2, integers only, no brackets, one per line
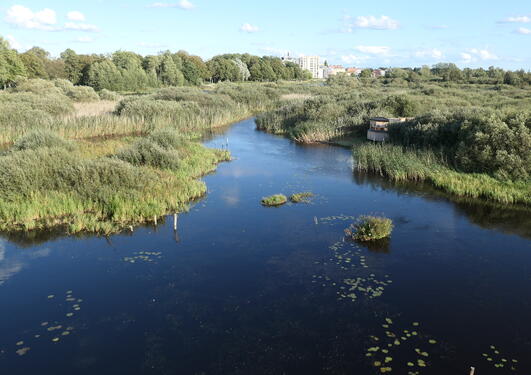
115,138,181,170
66,86,100,102
53,79,75,93
0,92,74,117
345,215,394,241
11,130,75,152
289,192,314,203
261,194,288,206
12,79,64,96
99,89,121,101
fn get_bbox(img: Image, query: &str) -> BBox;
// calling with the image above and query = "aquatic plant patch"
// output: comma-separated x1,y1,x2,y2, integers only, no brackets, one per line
289,192,314,203
366,318,441,374
345,215,394,241
260,194,288,206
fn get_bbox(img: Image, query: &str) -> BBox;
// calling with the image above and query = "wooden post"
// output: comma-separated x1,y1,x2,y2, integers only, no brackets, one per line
154,216,157,226
470,367,475,375
129,225,134,232
314,216,318,225
173,214,178,231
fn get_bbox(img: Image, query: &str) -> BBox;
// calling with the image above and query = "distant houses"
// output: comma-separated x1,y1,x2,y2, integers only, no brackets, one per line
281,53,388,80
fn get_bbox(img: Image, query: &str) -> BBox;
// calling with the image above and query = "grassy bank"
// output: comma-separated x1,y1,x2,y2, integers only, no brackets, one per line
0,80,310,145
0,130,230,234
355,143,530,205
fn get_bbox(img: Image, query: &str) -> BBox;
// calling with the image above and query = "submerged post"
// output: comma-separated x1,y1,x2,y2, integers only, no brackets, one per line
173,214,178,231
314,216,318,225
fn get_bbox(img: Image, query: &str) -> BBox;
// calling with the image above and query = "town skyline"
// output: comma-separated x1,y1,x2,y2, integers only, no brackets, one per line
1,0,530,70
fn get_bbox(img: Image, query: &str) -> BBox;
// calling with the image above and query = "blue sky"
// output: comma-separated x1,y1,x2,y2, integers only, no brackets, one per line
1,0,530,69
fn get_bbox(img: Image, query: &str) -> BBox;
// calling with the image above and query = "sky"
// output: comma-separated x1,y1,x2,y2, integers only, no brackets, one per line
0,0,530,69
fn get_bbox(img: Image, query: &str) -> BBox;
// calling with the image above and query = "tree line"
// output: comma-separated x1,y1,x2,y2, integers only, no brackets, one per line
0,36,312,90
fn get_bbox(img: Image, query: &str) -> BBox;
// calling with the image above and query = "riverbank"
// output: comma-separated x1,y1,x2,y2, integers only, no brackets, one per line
0,130,230,234
355,143,530,206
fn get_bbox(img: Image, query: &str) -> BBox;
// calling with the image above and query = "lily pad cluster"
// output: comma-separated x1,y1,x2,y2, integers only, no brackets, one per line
481,345,518,371
123,251,162,264
341,274,392,301
365,319,439,374
13,290,82,356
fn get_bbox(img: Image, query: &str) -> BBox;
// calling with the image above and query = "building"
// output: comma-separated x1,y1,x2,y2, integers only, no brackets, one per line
326,65,346,76
299,56,320,78
367,117,411,142
346,67,362,76
281,54,321,79
373,69,387,78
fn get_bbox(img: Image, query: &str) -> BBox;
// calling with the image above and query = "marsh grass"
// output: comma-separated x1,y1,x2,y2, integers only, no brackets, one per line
355,143,531,205
261,194,288,206
345,215,394,241
0,131,230,234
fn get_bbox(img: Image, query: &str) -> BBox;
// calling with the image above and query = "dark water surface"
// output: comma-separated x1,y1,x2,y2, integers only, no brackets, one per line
1,119,530,375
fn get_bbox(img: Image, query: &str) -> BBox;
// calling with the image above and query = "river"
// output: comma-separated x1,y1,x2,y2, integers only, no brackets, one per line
1,118,530,374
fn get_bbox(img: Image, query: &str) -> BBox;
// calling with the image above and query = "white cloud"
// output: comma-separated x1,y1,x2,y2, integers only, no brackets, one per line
75,36,94,43
500,15,531,23
138,41,168,49
516,27,531,34
67,11,85,21
5,5,57,30
356,45,390,55
461,48,499,63
343,15,399,31
149,1,194,9
340,54,370,64
64,22,99,32
5,34,22,50
240,23,259,33
415,48,444,59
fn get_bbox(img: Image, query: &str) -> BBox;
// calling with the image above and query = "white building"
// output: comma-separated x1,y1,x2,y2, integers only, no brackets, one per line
281,53,321,79
298,56,320,79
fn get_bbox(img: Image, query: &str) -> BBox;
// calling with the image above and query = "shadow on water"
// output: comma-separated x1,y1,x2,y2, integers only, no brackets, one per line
353,170,531,240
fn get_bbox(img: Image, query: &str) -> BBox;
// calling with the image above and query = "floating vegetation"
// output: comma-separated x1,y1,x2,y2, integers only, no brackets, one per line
345,215,394,241
481,345,518,371
260,194,288,206
15,347,30,356
319,214,356,225
123,251,163,264
366,318,440,374
289,192,314,203
12,290,82,356
340,274,392,301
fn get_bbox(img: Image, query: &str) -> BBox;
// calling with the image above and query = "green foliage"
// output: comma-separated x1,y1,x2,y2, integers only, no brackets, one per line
67,85,100,102
98,88,120,101
11,130,75,152
261,194,288,206
345,215,394,241
289,192,314,203
355,143,531,205
0,132,229,233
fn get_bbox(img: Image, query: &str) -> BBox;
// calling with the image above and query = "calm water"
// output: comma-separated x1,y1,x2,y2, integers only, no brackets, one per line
1,118,530,375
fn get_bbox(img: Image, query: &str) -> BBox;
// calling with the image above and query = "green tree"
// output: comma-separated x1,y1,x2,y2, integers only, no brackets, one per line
158,54,184,86
86,60,123,91
0,37,27,88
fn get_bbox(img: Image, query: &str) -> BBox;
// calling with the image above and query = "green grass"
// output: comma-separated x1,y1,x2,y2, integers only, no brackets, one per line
355,143,531,205
345,215,394,241
0,130,230,234
289,192,314,203
261,194,288,206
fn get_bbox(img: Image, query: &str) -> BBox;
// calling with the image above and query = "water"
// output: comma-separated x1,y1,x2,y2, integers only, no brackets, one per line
1,118,530,374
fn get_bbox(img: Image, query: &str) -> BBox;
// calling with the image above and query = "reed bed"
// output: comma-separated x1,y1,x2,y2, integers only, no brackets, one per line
355,144,531,205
